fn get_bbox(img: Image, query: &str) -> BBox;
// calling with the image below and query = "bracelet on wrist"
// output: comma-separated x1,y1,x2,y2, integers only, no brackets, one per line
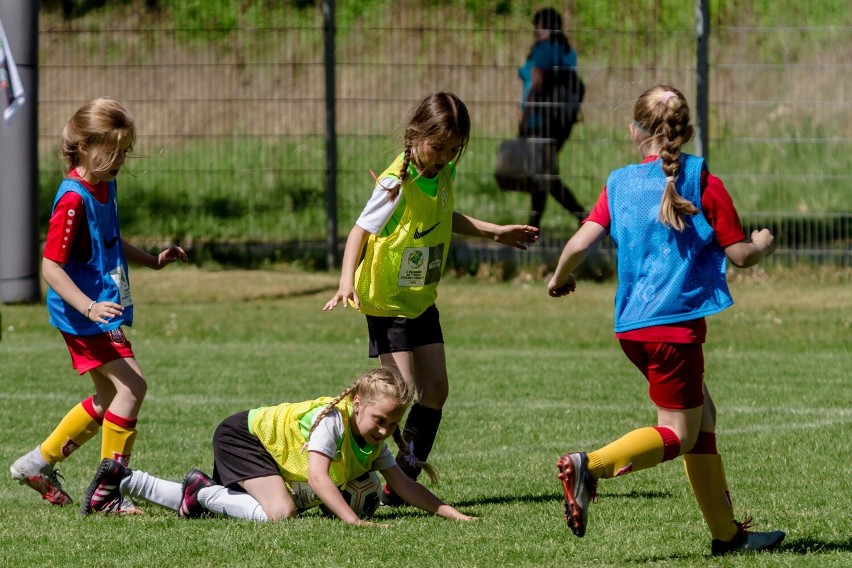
85,300,96,320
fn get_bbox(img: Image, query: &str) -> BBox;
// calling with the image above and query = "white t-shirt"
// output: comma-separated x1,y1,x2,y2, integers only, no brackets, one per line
307,408,397,471
355,177,403,235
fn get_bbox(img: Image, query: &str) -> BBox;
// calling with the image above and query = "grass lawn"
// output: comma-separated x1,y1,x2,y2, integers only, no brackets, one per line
0,265,849,567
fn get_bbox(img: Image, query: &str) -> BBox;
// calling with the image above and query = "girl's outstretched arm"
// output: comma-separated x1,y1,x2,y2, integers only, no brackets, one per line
451,212,539,250
122,239,188,270
381,465,476,521
548,221,607,297
324,225,371,311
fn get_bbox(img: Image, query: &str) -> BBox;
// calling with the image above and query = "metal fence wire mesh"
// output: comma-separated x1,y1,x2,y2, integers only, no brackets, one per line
37,1,850,266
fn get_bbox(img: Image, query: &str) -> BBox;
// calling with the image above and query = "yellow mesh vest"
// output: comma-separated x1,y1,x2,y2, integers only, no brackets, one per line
355,154,455,318
250,397,378,486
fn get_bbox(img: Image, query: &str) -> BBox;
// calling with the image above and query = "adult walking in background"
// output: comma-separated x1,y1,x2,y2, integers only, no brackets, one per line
519,7,585,228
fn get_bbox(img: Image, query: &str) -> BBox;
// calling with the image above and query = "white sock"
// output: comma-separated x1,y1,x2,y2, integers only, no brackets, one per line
10,446,49,478
121,470,182,511
198,486,268,521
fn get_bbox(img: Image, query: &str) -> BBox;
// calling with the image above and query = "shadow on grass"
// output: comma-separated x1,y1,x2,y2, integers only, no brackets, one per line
458,488,673,508
779,536,852,554
374,488,673,518
622,533,852,564
600,489,673,500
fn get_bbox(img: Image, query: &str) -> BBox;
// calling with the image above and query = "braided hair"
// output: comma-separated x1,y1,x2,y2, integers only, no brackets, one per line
385,92,470,201
308,367,439,484
632,85,698,231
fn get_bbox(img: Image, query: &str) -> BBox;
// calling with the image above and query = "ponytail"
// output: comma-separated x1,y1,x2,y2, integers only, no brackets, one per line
658,126,698,231
633,85,697,231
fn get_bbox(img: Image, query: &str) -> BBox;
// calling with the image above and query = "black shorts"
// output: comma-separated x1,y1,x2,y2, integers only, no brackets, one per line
366,304,444,358
211,410,281,490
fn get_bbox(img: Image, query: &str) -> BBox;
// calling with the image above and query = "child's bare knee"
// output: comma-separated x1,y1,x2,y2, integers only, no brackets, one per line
263,502,298,521
130,378,148,399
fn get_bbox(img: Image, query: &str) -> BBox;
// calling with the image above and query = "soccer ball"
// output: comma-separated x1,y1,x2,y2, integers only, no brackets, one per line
319,471,382,518
288,480,322,510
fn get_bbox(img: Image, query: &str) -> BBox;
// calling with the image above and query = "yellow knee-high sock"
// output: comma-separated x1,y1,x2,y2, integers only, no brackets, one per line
40,396,102,465
684,433,739,541
586,426,680,479
101,410,137,466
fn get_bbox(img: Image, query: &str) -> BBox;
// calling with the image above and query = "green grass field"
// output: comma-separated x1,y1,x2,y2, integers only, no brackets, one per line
1,266,850,566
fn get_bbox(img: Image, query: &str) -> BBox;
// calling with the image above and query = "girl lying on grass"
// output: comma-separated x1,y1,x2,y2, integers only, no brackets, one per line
81,367,474,526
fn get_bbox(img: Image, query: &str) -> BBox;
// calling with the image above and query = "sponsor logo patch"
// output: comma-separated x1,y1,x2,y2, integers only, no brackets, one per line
61,440,80,458
108,328,126,345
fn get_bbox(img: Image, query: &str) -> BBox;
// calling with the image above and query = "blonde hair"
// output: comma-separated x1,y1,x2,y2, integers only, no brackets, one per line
632,85,697,231
308,367,438,484
61,97,136,175
387,92,471,200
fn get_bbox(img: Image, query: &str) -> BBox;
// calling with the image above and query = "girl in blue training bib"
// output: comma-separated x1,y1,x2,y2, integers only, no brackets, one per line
11,98,187,512
547,85,783,556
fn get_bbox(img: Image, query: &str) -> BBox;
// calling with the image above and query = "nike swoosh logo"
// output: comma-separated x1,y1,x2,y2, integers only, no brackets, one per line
413,222,440,240
105,237,118,249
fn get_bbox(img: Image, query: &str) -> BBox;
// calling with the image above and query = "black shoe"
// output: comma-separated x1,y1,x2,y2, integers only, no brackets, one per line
81,458,141,515
179,468,215,519
379,483,405,507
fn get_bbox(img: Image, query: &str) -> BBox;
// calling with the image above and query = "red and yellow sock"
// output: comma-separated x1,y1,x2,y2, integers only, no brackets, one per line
586,426,680,479
683,432,739,541
40,396,103,465
101,410,137,466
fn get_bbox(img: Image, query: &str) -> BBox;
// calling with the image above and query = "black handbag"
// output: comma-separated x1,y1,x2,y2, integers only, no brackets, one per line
494,137,549,192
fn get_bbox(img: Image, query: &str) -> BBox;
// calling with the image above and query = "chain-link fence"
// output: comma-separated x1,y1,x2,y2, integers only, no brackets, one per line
37,1,850,267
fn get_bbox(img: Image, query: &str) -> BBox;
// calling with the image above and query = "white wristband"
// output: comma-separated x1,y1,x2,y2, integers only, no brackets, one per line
85,300,96,320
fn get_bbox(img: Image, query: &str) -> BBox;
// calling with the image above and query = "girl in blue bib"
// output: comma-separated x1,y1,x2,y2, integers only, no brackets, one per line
10,98,187,512
547,85,782,555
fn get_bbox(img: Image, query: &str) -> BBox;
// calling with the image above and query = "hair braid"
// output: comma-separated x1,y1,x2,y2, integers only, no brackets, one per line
399,145,412,183
633,85,697,231
392,427,438,484
308,367,420,461
395,92,470,183
379,144,412,201
658,100,698,231
307,381,358,440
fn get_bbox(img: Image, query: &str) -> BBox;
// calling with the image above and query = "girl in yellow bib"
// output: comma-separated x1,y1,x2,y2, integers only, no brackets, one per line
324,92,539,505
81,368,474,525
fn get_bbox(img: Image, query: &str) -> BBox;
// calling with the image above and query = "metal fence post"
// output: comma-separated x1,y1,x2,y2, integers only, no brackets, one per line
695,0,709,159
323,0,338,270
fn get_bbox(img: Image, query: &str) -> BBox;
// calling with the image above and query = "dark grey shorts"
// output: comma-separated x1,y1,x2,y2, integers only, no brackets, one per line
211,410,280,490
366,304,444,358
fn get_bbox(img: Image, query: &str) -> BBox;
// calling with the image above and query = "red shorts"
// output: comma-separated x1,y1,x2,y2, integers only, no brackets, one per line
61,328,135,375
619,340,705,410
